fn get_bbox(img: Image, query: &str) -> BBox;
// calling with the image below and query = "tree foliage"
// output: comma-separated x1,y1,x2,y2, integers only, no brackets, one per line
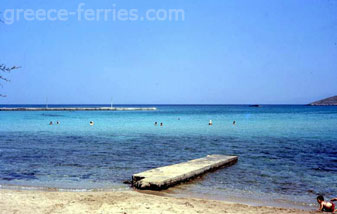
0,64,20,97
1,17,20,97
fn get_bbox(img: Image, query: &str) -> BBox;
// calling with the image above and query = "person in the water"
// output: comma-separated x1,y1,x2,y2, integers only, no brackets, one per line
90,121,94,126
160,122,163,126
49,121,53,125
209,120,213,126
233,120,236,125
317,195,337,213
154,122,158,126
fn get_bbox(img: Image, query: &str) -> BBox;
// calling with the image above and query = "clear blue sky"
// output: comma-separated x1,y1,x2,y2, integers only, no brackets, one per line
1,0,336,104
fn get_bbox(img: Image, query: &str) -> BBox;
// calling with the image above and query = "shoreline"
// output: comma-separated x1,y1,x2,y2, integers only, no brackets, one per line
0,183,315,211
0,189,315,214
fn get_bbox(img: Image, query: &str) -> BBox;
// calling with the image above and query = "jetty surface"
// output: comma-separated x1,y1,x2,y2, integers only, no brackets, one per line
132,154,238,190
0,107,157,111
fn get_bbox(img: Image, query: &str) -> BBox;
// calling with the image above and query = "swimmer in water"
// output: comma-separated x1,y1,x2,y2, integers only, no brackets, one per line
160,122,163,126
233,121,236,125
209,120,213,126
56,121,60,125
49,121,53,125
154,122,158,126
90,121,94,126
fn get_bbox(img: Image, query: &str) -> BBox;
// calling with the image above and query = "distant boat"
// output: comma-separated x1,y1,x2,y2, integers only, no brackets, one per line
249,105,261,107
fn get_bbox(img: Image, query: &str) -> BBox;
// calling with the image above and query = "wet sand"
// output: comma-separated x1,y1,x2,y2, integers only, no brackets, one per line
0,189,316,214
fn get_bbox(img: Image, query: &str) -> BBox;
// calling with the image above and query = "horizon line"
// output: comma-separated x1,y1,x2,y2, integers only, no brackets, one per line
0,103,311,106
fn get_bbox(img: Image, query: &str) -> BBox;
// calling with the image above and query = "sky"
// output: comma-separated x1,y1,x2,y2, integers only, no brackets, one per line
0,0,337,104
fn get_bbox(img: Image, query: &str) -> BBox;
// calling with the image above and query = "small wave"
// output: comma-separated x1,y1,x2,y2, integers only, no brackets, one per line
0,183,129,192
41,113,64,117
312,167,337,172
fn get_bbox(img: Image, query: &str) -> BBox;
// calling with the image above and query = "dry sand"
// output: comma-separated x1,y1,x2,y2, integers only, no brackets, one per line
0,189,316,214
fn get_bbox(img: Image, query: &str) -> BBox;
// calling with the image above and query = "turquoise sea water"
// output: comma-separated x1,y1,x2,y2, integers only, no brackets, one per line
0,105,336,209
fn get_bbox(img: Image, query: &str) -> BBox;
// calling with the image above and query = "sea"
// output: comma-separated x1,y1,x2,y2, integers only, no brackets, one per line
0,104,336,210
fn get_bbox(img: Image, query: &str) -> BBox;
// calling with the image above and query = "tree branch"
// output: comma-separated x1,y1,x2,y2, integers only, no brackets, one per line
0,64,21,73
0,64,20,97
1,18,21,97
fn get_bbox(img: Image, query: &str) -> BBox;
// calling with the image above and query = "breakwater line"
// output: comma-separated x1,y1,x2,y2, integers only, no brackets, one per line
0,107,157,111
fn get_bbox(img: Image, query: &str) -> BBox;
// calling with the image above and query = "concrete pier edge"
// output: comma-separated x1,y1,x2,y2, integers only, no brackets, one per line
132,155,238,190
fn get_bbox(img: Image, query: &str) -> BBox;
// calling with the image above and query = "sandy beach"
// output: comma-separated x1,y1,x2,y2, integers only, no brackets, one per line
0,189,316,214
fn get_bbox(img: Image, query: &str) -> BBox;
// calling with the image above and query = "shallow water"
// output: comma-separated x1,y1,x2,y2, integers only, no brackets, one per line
0,105,336,209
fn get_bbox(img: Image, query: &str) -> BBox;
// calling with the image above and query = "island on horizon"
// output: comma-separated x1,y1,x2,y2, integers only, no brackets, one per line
309,95,337,106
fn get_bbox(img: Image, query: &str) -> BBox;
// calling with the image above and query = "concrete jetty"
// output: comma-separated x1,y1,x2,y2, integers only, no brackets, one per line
0,107,157,111
132,154,238,190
